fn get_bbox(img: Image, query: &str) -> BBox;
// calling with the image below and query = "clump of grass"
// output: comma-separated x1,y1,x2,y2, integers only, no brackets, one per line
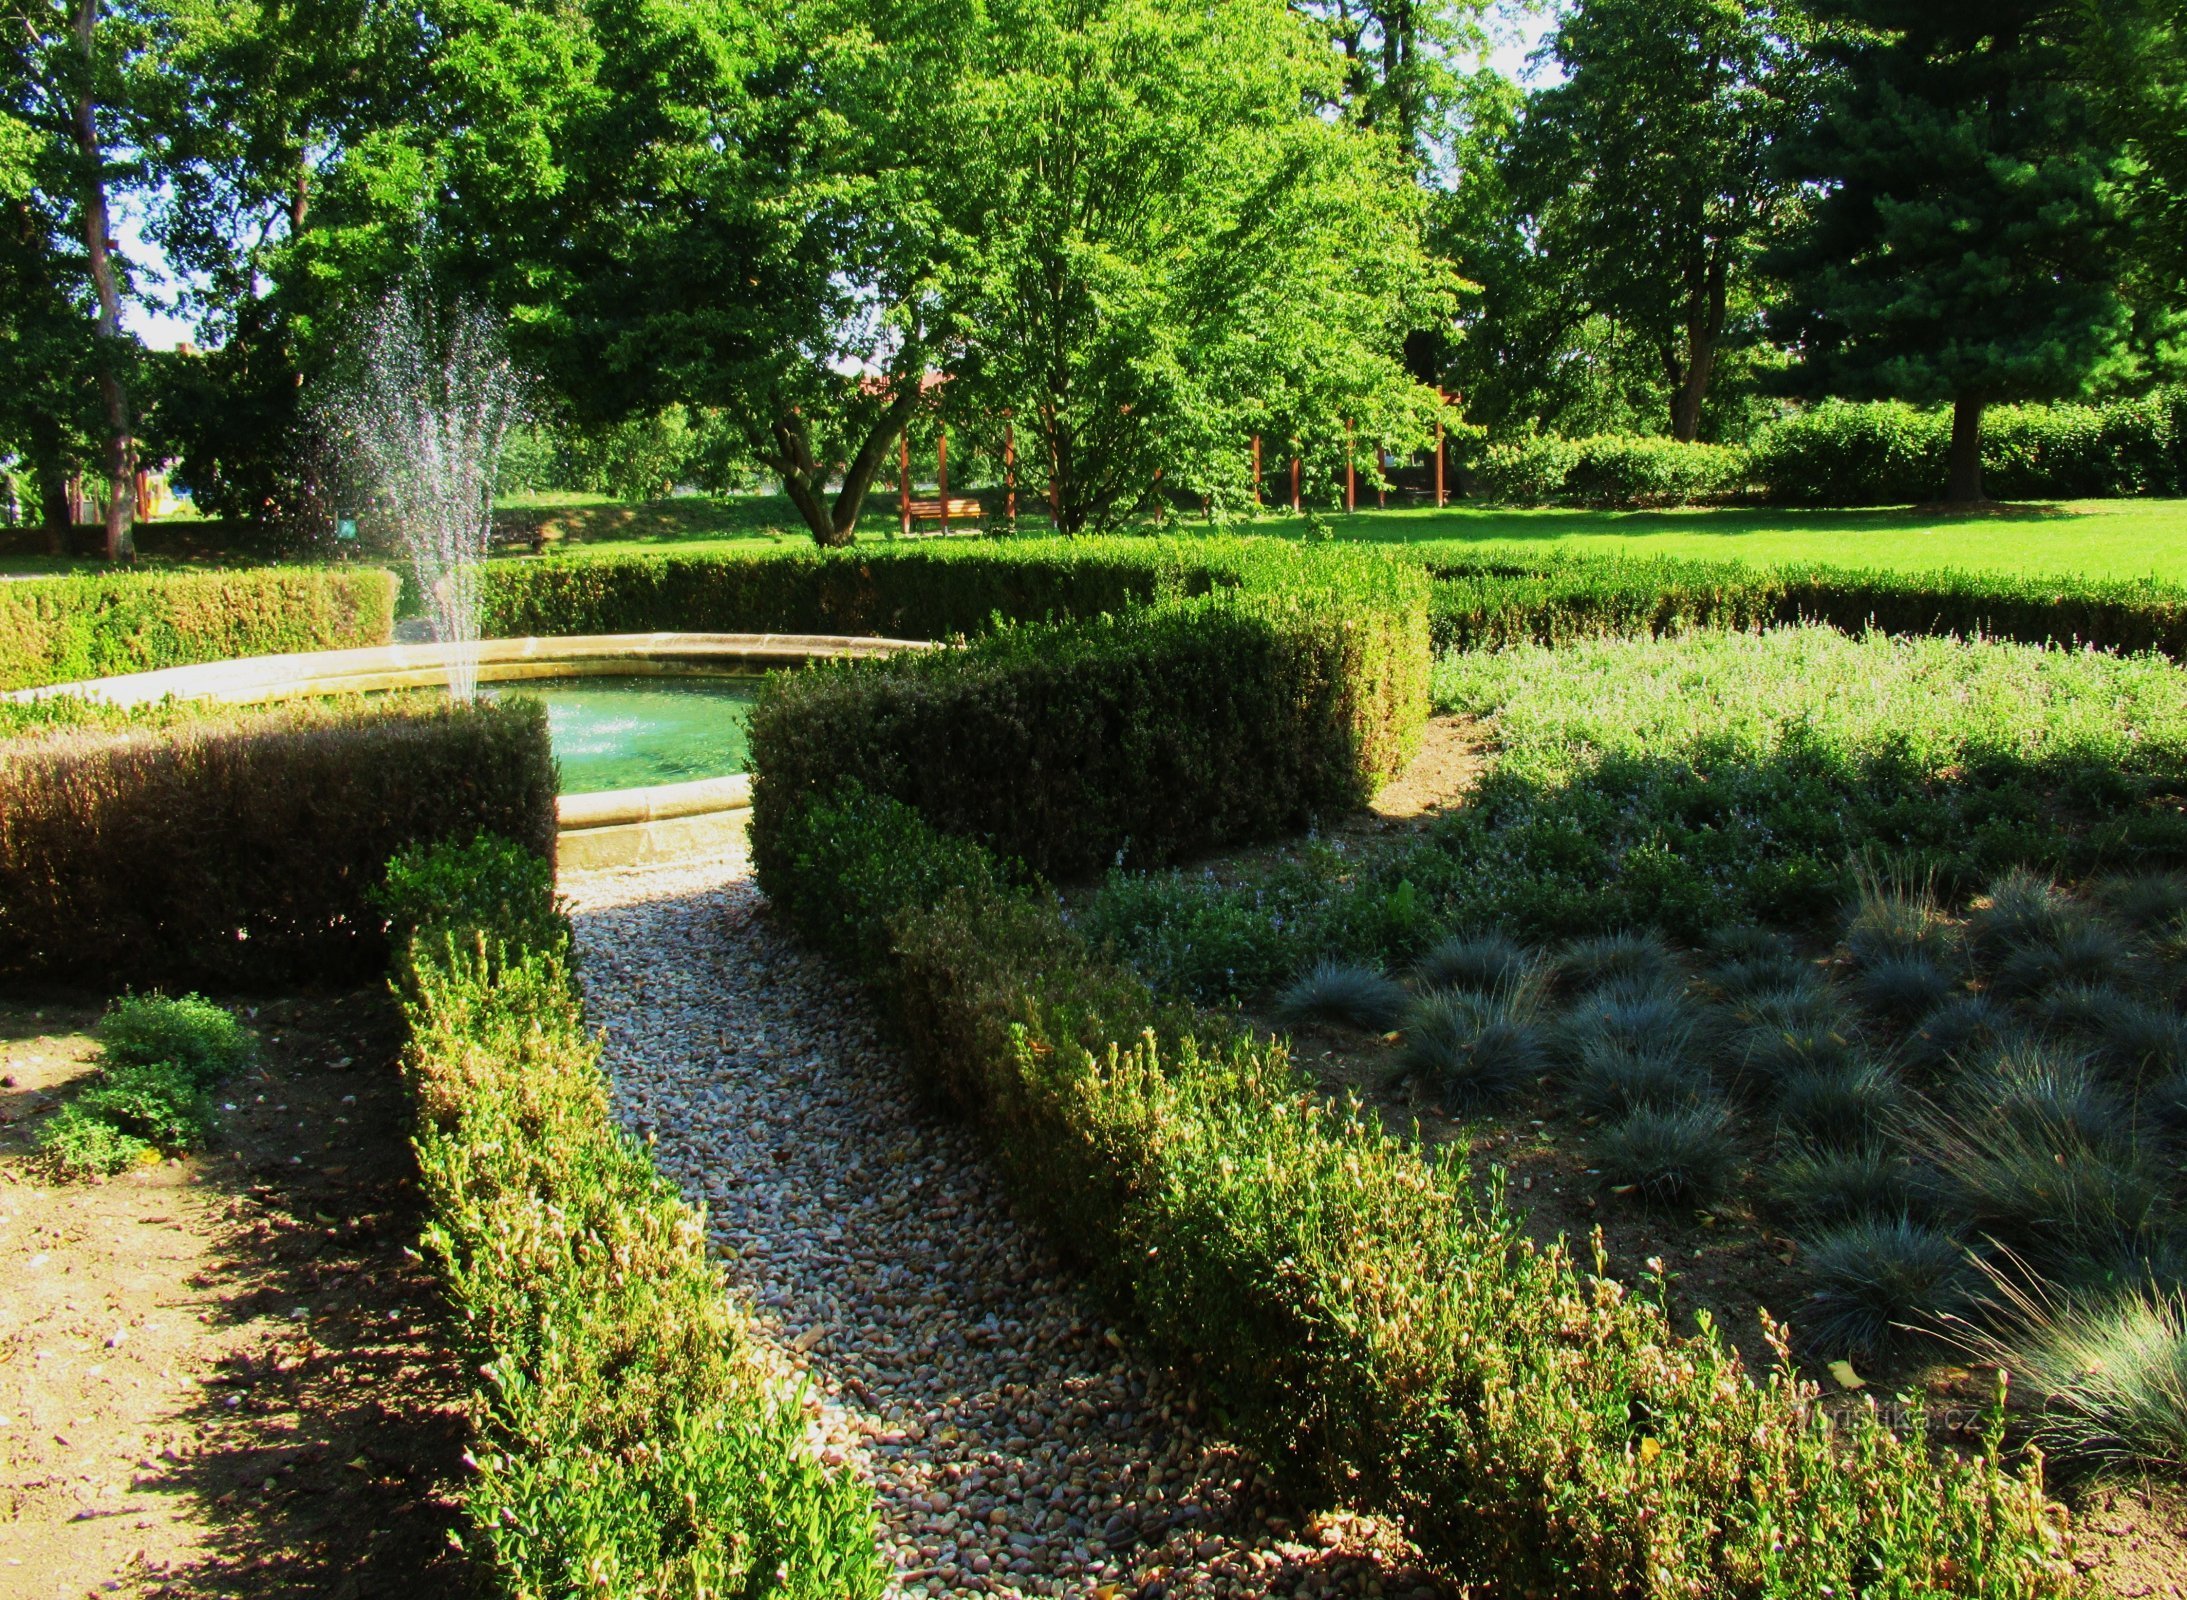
1988,923,2139,1001
1966,1042,2134,1147
2091,871,2187,935
2149,1069,2187,1133
1775,1059,1903,1150
1967,869,2086,964
1703,928,1816,1000
98,992,255,1084
1799,1217,1973,1361
1276,960,1410,1033
1556,930,1682,996
2093,1001,2187,1081
1413,932,1532,996
1592,1102,1737,1209
1961,1276,2187,1472
1557,988,1709,1076
1730,982,1851,1037
38,1104,155,1179
1767,1142,1923,1228
1924,1084,2165,1267
1903,994,2019,1078
1566,1039,1713,1120
1732,993,1862,1095
1853,954,1960,1024
1846,868,1956,968
1401,984,1550,1107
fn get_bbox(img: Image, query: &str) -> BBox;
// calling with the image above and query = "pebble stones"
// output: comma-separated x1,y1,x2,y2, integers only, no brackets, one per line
563,844,1448,1600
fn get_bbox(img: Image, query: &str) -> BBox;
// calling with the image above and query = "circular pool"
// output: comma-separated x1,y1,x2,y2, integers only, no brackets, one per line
6,632,933,868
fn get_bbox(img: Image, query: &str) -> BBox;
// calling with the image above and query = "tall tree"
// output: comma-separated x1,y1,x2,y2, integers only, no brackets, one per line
1770,0,2131,504
1288,0,1492,167
1513,0,1805,441
2,0,147,558
954,0,1453,531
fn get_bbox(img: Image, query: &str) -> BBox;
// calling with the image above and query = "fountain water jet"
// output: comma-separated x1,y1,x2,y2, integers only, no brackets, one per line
337,292,524,700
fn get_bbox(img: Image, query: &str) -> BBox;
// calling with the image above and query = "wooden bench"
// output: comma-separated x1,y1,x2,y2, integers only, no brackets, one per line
901,496,984,536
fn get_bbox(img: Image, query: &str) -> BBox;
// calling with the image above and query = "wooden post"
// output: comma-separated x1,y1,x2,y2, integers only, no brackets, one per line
1004,417,1017,530
900,433,912,536
1252,434,1262,506
938,423,949,535
1435,391,1447,508
1344,420,1355,513
134,469,150,520
1290,454,1300,512
1376,447,1386,510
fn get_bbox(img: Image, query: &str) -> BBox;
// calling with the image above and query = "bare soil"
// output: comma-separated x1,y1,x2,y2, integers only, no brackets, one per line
0,987,473,1599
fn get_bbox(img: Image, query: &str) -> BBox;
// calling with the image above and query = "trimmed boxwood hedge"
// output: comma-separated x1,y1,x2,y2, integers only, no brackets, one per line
0,565,398,691
756,784,2070,1597
0,699,556,985
384,837,884,1596
1427,551,2187,659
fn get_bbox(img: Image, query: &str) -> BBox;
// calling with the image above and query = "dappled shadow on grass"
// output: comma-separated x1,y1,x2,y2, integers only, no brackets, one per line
140,987,473,1599
1319,499,2089,551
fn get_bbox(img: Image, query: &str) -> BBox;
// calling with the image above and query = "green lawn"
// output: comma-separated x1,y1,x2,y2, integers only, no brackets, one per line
1316,497,2187,583
7,492,2182,583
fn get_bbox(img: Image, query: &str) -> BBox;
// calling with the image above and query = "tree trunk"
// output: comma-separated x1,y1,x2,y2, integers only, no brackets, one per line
72,0,135,562
1667,255,1728,444
764,378,925,548
1948,394,1988,505
35,454,71,557
827,383,924,543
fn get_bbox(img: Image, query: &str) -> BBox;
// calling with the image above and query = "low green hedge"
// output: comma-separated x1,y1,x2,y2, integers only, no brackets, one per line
758,785,2071,1597
1467,392,2187,508
0,565,398,691
750,582,1427,880
383,835,885,1596
0,700,556,985
1427,551,2187,659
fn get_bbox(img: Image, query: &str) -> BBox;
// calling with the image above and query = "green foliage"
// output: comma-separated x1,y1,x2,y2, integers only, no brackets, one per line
76,1062,209,1148
389,836,886,1597
746,542,1428,881
1771,0,2133,499
765,783,2072,1595
373,831,562,959
98,991,255,1083
37,1106,154,1180
0,698,558,985
0,566,398,691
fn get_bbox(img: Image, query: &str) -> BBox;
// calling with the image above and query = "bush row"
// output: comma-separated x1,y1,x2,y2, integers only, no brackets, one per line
477,534,1419,644
1466,391,2187,507
382,835,885,1596
1426,550,2187,659
749,576,1428,880
0,699,557,985
754,783,2071,1597
0,565,397,690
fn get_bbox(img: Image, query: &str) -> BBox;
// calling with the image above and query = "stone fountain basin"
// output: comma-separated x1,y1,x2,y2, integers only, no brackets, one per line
8,632,935,870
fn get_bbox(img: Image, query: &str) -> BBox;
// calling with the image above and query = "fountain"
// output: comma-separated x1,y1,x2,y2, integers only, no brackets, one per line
335,291,524,700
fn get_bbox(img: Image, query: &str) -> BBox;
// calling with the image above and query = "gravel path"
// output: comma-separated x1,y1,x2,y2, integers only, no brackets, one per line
563,843,1448,1600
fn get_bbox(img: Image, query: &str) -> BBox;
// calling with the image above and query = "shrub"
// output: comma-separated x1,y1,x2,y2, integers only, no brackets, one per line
373,830,564,959
1470,432,1581,503
0,565,397,691
1799,1218,1974,1361
1970,1284,2187,1472
0,699,558,985
98,992,256,1083
1276,960,1410,1033
1564,434,1750,508
762,784,2072,1597
391,838,885,1596
1592,1102,1739,1209
75,1061,208,1148
1399,984,1551,1107
1749,401,1948,506
38,1105,154,1178
751,581,1427,881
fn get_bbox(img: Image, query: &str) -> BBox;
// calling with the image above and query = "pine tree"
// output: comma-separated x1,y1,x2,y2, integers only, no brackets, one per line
1770,0,2130,502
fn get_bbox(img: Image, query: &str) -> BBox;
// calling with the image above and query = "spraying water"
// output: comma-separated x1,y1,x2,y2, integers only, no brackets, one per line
337,292,524,700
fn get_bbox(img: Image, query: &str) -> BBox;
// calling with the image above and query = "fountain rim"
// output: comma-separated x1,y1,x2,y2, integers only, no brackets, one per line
9,631,939,871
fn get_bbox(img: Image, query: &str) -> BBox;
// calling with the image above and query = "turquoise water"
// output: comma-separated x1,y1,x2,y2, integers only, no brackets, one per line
489,674,761,795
